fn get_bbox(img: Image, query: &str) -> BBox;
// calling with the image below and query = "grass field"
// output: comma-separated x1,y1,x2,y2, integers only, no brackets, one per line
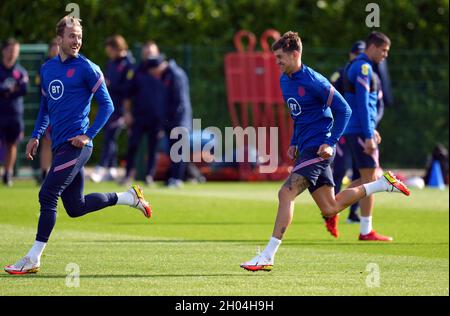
0,180,448,296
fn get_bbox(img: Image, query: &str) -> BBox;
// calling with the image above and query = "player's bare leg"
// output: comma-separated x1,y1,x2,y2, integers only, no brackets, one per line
312,185,366,217
318,170,409,241
240,174,310,271
314,183,366,237
272,174,311,239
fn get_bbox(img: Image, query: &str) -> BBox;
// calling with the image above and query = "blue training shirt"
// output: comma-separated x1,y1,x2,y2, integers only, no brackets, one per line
343,53,378,139
32,54,114,150
281,64,351,153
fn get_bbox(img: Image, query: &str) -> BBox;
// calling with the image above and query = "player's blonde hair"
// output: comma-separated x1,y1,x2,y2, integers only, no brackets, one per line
56,16,82,37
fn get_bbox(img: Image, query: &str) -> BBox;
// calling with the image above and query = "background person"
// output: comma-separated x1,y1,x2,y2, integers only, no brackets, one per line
146,42,193,188
120,41,165,186
0,38,28,187
91,35,134,183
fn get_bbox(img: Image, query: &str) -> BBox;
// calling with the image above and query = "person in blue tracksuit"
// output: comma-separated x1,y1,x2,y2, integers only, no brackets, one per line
342,31,394,241
240,31,409,272
0,38,28,187
330,40,385,223
90,35,134,183
4,16,152,275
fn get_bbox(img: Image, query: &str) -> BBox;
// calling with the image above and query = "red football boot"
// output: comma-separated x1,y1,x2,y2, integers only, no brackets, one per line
324,214,339,238
359,230,393,241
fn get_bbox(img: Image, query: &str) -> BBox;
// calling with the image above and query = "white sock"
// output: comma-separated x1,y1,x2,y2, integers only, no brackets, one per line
262,237,282,260
116,191,136,206
360,216,373,235
26,241,46,262
363,178,388,196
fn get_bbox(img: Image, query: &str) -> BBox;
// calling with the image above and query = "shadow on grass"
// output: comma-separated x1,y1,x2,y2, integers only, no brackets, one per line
283,242,450,246
0,273,261,279
113,221,320,226
77,239,269,244
75,239,449,247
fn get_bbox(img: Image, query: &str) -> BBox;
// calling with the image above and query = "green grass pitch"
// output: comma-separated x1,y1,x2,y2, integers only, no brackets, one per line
0,180,448,296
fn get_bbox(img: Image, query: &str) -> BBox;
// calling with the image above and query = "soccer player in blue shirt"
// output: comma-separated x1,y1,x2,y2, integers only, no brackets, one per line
329,40,385,225
5,16,152,275
342,31,393,241
240,31,409,272
0,38,29,187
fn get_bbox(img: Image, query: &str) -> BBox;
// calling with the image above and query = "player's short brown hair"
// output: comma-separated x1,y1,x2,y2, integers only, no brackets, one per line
272,31,302,54
56,16,82,37
105,35,128,51
2,38,19,50
366,31,391,48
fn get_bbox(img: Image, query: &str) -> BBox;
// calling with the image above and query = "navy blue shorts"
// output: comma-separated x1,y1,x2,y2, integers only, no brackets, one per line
345,133,379,169
292,146,335,193
0,118,23,144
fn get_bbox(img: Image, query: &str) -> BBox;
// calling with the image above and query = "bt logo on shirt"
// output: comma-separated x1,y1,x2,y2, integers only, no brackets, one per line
287,97,302,116
48,80,64,100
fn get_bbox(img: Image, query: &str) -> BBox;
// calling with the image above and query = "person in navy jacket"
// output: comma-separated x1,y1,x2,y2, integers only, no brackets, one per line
0,38,28,187
91,35,134,183
145,42,193,188
121,41,166,186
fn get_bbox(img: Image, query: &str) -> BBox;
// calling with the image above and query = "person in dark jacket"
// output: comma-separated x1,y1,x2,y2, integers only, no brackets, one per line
0,38,28,187
146,42,193,188
91,35,134,183
120,41,166,186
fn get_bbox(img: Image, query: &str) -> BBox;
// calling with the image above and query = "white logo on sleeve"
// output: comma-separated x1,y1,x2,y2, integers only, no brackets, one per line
48,80,64,100
287,98,302,116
